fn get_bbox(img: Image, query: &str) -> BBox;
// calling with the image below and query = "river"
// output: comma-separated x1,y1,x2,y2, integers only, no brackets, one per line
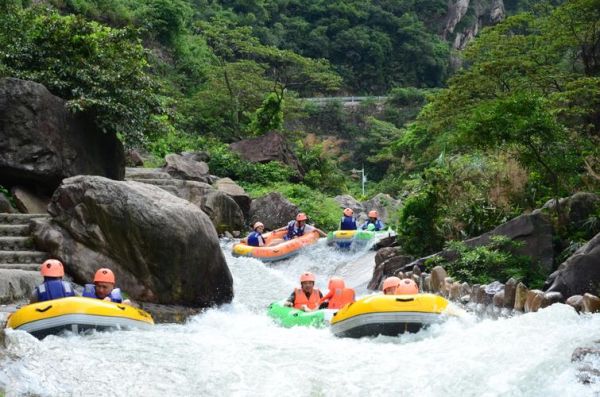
1,240,600,396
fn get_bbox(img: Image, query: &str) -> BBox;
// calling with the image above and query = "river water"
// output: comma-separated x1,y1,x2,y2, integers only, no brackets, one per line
1,239,600,396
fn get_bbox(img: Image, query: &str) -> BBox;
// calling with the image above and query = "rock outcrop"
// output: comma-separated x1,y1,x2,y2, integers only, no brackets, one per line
229,132,304,178
0,78,124,193
248,192,298,230
163,154,211,183
32,176,233,307
545,232,600,298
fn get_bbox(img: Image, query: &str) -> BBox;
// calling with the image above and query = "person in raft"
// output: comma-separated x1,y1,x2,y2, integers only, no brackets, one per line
396,278,419,294
283,272,323,311
340,208,357,230
83,268,132,305
244,221,266,247
319,276,355,309
30,259,76,303
381,276,401,295
360,210,385,231
280,212,327,240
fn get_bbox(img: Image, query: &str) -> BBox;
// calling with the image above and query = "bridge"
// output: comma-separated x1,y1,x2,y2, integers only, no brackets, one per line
300,96,389,106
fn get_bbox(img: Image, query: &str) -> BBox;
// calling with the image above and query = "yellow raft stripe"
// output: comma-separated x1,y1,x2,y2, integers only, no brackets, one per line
7,296,154,329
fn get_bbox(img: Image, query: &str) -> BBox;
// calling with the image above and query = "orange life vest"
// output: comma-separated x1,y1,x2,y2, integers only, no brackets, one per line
321,287,355,309
293,288,321,310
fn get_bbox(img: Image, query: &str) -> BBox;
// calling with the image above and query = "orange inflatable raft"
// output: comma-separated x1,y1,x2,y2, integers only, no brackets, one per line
232,229,320,262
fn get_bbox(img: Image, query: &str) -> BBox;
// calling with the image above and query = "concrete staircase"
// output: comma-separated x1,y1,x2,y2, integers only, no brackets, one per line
0,213,50,303
125,167,183,195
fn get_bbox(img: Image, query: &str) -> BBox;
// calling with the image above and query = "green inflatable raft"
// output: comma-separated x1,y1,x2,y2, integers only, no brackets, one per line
267,300,331,328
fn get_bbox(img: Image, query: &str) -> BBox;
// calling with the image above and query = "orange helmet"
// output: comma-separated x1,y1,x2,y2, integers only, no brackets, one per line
296,213,308,222
396,279,419,294
382,276,401,292
368,210,378,218
253,222,264,230
94,268,115,284
300,272,315,283
40,259,64,277
343,208,353,216
328,276,346,291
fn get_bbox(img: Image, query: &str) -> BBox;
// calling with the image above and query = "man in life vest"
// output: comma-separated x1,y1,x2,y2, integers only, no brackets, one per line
381,276,401,295
244,221,266,247
396,278,419,294
320,276,355,309
30,259,76,303
281,213,327,240
340,208,357,230
360,210,385,231
283,272,323,311
82,268,132,305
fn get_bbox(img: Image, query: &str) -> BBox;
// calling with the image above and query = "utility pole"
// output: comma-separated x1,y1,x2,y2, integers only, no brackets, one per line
351,165,367,196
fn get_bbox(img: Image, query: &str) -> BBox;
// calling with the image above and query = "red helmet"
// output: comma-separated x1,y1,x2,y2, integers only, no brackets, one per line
328,276,345,291
382,276,401,292
300,272,315,283
40,259,64,277
253,222,264,230
94,268,115,284
296,213,308,221
343,208,353,216
396,279,419,294
368,210,379,218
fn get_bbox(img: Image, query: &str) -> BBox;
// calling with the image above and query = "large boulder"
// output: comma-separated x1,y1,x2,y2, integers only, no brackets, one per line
334,195,364,216
200,190,244,234
0,269,42,303
545,232,600,297
163,154,211,183
11,186,49,214
464,212,554,271
248,192,298,230
214,178,251,216
0,78,124,193
32,176,233,307
229,132,304,178
361,193,401,224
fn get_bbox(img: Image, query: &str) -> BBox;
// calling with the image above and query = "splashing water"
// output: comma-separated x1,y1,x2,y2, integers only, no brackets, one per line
1,240,600,396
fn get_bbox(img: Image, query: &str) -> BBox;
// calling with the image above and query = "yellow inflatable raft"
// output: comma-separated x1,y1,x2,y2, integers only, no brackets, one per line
232,229,320,262
6,296,154,339
330,293,452,338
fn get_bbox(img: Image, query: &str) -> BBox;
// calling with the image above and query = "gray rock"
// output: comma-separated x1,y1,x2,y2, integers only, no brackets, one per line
125,149,144,167
248,192,298,230
0,269,42,303
334,195,364,216
542,291,564,308
200,190,244,234
138,302,200,324
545,232,600,297
11,186,48,214
230,132,304,178
582,293,600,313
32,176,233,307
566,192,600,228
163,154,210,183
182,151,210,163
361,193,400,224
566,295,584,312
0,78,124,192
504,278,517,309
493,290,505,307
368,254,413,290
430,266,448,293
214,178,251,216
524,290,544,313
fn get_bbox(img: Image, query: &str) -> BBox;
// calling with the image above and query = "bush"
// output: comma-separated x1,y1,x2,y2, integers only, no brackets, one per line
246,183,341,231
425,236,546,288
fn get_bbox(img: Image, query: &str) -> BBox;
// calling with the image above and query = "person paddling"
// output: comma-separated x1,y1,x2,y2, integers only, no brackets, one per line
30,259,75,303
276,213,327,240
283,272,323,311
83,268,132,305
340,208,358,230
360,210,385,231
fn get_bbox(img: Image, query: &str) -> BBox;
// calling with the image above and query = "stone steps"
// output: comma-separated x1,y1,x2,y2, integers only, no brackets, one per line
0,236,33,250
0,213,49,224
0,263,39,271
0,224,30,237
0,250,48,264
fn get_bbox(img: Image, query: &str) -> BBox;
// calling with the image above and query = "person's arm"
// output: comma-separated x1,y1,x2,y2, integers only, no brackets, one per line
29,290,39,304
283,291,295,307
258,235,266,247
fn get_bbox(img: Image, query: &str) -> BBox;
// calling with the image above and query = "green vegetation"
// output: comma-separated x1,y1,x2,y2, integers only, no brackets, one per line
425,236,545,288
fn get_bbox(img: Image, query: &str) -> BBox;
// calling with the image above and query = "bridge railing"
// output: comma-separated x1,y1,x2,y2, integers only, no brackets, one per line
300,96,389,104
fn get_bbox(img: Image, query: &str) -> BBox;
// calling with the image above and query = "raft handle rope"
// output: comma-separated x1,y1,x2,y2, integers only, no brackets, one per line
117,305,126,311
35,305,52,313
395,298,415,303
